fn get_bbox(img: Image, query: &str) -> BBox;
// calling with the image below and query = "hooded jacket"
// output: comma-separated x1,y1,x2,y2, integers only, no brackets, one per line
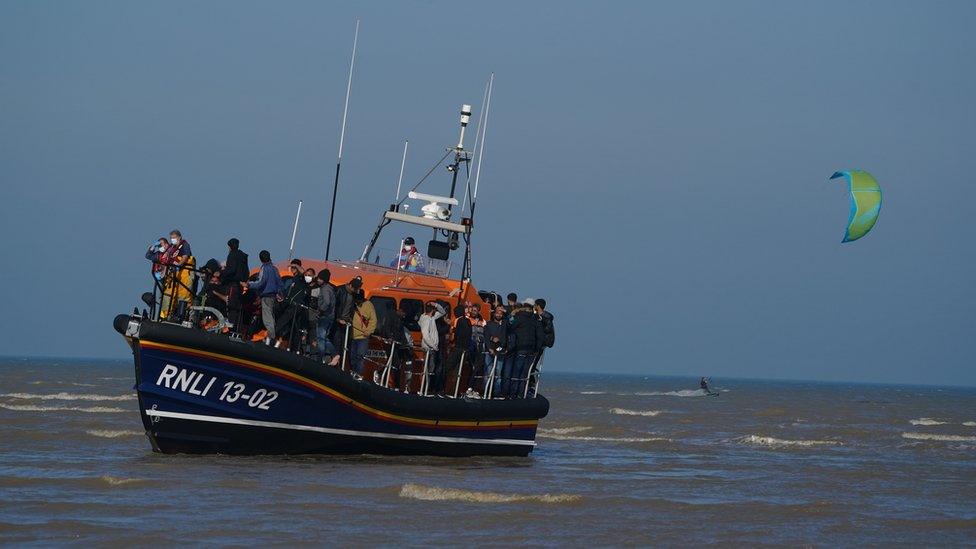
222,248,249,284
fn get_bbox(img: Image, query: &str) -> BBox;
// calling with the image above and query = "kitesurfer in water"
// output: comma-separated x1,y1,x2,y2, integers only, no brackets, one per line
700,377,714,395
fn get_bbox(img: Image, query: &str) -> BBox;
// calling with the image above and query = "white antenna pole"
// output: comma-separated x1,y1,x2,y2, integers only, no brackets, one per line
325,19,360,260
473,72,494,200
288,200,303,261
338,19,359,162
394,139,409,202
461,78,490,216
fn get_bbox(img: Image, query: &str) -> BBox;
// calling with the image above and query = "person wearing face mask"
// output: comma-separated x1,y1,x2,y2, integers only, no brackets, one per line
390,237,425,272
145,238,168,280
159,230,195,320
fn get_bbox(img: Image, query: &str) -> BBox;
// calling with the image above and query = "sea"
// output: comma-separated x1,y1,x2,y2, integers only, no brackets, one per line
1,358,974,546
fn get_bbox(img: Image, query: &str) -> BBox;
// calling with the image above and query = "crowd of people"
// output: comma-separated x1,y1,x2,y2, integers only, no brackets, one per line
144,231,555,400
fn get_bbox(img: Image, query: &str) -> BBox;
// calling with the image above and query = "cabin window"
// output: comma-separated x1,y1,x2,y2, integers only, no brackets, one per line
369,296,396,337
400,299,424,331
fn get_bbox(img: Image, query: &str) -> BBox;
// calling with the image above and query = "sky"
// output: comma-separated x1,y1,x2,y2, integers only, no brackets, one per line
1,0,974,385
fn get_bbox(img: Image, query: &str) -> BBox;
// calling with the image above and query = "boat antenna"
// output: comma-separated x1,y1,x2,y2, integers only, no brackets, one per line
445,104,473,219
460,78,490,216
288,200,303,261
325,19,360,261
462,73,493,281
472,73,493,203
394,139,409,202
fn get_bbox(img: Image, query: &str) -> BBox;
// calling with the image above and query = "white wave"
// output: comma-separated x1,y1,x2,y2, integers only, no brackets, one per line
538,426,592,435
579,391,606,395
537,430,668,443
910,417,947,426
0,404,127,413
962,422,976,427
632,389,707,397
901,432,976,443
399,483,580,504
101,475,145,486
86,430,143,438
0,392,135,402
610,408,662,417
738,435,841,447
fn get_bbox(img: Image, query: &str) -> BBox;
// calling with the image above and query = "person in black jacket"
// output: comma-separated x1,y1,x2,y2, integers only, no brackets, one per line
482,305,508,397
275,268,310,350
503,301,545,398
447,305,472,397
535,298,555,349
220,238,249,333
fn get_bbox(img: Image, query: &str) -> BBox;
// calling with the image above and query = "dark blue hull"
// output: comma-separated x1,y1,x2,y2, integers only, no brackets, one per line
117,316,548,456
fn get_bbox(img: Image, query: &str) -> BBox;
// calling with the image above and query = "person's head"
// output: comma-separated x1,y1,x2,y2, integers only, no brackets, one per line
493,305,506,320
506,292,517,305
354,289,366,304
535,298,546,311
303,268,314,284
289,258,302,276
425,303,436,315
169,230,182,245
259,250,271,263
227,238,239,251
522,298,535,309
157,237,168,249
348,277,363,292
316,269,331,286
453,305,466,318
470,307,482,320
403,236,415,251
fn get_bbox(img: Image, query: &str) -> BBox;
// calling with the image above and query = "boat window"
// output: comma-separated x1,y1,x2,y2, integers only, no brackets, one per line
369,296,396,337
400,298,424,331
363,246,455,278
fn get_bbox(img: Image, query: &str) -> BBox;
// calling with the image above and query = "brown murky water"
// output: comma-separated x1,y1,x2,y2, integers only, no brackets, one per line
1,359,974,545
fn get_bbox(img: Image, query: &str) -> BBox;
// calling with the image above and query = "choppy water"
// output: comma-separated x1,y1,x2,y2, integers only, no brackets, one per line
1,359,974,545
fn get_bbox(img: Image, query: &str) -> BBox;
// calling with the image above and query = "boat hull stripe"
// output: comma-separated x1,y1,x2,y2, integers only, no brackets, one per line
145,409,536,447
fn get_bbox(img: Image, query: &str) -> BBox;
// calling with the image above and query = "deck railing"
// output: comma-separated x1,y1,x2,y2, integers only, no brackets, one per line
141,263,542,399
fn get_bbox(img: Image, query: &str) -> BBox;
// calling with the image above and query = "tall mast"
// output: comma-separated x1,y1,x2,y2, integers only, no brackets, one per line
394,139,409,202
463,73,493,281
325,19,360,261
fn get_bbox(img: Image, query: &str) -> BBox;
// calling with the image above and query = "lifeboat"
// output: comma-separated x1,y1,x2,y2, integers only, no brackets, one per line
113,99,551,456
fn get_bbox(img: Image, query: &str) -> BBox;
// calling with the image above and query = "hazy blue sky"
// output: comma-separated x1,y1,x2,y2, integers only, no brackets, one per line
2,1,974,385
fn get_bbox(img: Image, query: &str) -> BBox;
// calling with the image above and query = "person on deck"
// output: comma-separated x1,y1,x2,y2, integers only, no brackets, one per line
390,237,425,272
505,293,518,314
350,290,377,378
483,305,508,397
145,238,168,281
159,230,195,320
333,277,362,365
312,269,339,366
503,300,545,399
418,303,445,395
246,250,283,345
220,238,249,333
447,305,472,397
276,265,311,350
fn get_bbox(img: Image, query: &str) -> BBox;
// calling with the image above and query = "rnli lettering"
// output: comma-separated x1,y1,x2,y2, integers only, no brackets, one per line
156,365,217,397
155,364,276,410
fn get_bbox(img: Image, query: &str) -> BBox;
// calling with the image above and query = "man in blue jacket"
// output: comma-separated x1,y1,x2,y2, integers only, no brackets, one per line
246,250,283,345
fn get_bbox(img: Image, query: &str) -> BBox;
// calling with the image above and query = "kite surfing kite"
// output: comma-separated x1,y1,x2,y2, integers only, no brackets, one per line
829,170,882,242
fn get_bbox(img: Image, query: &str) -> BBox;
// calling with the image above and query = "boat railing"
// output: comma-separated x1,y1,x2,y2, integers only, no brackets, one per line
140,262,542,399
